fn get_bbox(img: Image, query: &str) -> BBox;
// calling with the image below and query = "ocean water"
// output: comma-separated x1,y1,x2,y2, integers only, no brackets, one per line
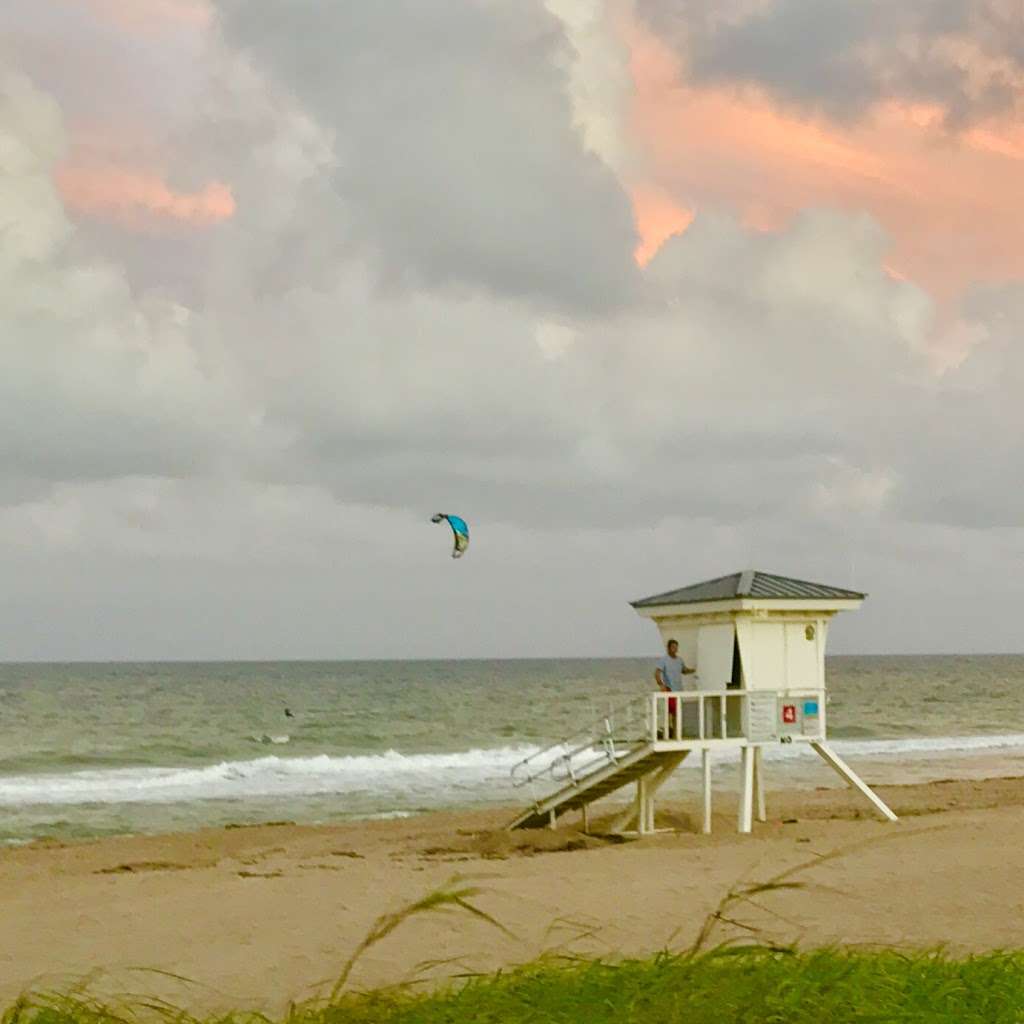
0,656,1022,842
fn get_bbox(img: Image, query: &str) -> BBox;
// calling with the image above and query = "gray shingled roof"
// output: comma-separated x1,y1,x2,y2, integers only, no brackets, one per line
631,571,866,609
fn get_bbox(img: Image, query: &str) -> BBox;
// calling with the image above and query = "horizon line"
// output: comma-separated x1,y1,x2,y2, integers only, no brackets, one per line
0,651,1021,666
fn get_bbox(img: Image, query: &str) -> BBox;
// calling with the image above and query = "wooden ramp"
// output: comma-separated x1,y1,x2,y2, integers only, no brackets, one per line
507,742,685,831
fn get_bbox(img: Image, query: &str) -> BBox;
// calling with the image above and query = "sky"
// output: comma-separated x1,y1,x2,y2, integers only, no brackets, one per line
1,0,1023,660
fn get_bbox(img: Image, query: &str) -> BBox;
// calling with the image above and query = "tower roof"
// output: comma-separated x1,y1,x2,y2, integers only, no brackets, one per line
630,570,865,609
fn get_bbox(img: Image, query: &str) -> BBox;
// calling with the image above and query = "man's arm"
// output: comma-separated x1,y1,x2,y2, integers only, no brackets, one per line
654,667,669,691
682,665,696,675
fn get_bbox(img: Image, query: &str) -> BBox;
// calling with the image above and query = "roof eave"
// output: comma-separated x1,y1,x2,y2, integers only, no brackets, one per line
632,596,865,617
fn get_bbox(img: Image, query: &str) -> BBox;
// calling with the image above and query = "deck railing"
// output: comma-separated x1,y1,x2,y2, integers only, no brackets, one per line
509,687,826,797
649,687,825,743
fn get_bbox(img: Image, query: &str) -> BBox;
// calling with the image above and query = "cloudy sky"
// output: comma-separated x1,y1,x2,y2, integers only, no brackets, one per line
1,0,1022,660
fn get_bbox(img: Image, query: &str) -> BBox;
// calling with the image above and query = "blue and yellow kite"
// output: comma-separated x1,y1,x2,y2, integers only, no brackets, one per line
431,513,469,559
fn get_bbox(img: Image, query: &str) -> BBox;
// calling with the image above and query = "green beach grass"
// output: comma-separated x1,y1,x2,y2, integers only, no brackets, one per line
8,948,1024,1024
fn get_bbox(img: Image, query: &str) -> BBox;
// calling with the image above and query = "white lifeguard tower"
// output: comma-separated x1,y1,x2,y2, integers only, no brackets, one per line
508,570,897,835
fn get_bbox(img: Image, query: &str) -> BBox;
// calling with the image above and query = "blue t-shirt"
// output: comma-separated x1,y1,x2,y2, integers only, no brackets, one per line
656,655,687,691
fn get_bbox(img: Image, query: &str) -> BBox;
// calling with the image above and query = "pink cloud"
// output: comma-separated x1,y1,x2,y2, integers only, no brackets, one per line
631,185,693,266
56,163,235,230
623,18,1024,299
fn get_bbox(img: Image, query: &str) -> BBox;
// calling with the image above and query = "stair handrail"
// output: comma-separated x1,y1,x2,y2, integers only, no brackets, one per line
509,693,651,792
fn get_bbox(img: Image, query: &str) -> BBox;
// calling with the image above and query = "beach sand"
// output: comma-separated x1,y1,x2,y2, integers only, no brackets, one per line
3,775,1024,1013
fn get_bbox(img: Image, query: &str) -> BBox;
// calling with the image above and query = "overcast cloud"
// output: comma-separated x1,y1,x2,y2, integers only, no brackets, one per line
0,0,1022,659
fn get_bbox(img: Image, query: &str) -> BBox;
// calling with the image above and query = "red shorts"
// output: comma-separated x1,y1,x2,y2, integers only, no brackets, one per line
667,696,678,717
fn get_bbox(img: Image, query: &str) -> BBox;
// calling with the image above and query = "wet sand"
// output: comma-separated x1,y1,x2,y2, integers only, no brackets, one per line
2,775,1024,1013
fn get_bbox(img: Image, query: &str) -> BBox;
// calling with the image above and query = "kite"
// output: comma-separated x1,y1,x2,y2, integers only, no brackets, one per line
431,513,469,559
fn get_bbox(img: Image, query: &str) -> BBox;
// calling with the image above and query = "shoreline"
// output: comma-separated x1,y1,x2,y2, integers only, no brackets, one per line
6,737,1024,839
3,773,1024,1012
5,737,1024,844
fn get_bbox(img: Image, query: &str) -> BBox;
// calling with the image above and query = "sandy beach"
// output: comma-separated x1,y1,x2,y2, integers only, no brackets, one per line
2,774,1023,1013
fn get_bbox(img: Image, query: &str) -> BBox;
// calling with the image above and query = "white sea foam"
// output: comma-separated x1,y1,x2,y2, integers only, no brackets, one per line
776,732,1024,761
674,731,1024,769
0,746,542,807
1,734,1023,809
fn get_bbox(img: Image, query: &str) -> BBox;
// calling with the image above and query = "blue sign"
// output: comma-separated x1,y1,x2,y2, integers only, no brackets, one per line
803,701,819,716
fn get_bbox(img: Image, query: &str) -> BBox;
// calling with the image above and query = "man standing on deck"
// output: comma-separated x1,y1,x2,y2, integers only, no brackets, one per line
655,639,695,738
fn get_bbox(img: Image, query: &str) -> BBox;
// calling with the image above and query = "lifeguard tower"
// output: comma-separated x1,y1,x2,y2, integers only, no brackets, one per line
508,570,897,835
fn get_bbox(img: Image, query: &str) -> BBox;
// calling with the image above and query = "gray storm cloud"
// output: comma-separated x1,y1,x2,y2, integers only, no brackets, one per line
0,73,273,493
636,0,1024,128
213,0,641,314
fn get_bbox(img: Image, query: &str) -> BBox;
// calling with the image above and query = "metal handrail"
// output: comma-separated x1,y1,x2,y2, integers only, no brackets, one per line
509,694,651,790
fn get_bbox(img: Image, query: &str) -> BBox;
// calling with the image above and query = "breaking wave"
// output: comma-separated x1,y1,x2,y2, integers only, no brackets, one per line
1,733,1023,809
0,746,541,807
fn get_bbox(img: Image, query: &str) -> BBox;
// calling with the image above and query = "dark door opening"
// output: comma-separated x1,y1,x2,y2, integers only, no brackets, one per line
729,633,743,689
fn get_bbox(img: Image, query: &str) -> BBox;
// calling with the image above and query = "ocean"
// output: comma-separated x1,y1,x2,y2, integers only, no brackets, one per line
0,656,1022,843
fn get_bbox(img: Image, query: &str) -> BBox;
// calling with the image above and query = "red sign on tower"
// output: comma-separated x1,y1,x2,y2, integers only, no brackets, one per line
782,704,797,724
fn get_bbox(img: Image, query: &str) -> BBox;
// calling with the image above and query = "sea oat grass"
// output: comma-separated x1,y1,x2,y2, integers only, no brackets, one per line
9,949,1024,1024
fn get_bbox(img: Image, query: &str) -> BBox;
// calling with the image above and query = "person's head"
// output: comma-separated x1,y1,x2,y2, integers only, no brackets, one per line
666,639,678,657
